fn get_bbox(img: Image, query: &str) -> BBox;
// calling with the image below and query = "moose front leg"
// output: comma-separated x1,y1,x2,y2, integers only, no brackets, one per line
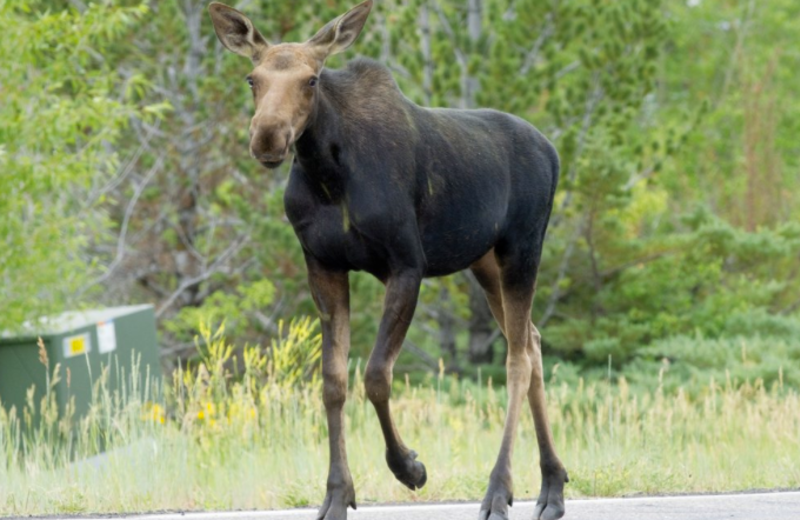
364,270,428,490
307,260,355,520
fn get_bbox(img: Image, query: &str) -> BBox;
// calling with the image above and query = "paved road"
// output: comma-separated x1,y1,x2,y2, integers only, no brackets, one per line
94,492,800,520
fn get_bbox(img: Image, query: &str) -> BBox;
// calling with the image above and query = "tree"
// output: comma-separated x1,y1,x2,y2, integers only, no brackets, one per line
0,0,153,331
19,0,793,383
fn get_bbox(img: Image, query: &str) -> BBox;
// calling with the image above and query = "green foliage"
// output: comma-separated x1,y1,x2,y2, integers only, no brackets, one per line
632,333,800,393
2,3,800,513
528,0,800,377
0,1,153,331
2,324,799,513
166,280,276,343
2,0,799,391
545,207,800,366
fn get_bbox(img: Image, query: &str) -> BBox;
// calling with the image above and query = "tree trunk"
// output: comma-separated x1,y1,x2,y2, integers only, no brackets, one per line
419,0,433,105
438,285,459,371
462,0,495,366
465,0,482,107
467,274,496,364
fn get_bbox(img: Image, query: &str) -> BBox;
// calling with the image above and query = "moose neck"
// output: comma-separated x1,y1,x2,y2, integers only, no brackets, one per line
293,73,346,176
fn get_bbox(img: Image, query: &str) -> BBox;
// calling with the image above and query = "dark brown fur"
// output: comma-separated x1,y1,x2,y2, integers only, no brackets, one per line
208,2,568,519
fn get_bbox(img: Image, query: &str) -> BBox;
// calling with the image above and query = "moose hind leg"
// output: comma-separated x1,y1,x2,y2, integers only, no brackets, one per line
469,250,506,337
472,249,567,520
479,283,535,520
307,262,355,520
529,323,568,520
365,270,427,490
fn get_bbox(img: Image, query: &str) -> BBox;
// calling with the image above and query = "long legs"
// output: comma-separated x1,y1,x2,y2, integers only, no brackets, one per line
471,250,567,520
364,270,428,489
310,246,564,520
309,261,427,520
307,259,354,520
527,322,569,520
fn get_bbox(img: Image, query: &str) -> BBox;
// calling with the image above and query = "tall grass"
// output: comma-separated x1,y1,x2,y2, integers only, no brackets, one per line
1,319,799,515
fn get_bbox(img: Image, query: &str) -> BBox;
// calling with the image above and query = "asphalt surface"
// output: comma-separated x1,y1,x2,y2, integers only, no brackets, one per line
78,491,800,520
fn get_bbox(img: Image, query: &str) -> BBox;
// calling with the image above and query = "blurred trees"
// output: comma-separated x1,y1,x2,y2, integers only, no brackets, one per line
2,0,798,384
0,1,153,331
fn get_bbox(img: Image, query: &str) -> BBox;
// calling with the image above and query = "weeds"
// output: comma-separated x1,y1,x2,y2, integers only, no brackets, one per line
1,319,798,515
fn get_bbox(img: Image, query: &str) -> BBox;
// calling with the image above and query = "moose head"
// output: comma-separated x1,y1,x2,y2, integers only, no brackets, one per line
208,1,373,168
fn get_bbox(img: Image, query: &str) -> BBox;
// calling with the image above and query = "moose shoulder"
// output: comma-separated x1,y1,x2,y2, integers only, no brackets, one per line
209,1,568,520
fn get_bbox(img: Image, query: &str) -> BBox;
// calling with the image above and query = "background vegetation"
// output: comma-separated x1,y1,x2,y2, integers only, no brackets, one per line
1,0,799,513
2,325,798,515
3,0,799,382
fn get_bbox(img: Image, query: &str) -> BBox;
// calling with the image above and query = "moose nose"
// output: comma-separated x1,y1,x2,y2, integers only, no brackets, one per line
249,121,293,167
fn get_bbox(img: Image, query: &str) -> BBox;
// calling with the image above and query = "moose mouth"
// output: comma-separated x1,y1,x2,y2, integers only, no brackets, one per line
260,158,285,169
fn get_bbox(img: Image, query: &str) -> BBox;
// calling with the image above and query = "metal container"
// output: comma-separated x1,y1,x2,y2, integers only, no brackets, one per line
0,305,161,419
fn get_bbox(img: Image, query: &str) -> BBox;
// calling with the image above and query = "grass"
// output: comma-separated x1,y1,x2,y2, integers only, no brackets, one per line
1,319,799,515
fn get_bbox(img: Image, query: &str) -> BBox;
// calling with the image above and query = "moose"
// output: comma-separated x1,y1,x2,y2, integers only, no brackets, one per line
208,1,568,519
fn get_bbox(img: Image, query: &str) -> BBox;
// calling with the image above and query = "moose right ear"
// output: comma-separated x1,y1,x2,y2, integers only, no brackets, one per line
208,2,269,62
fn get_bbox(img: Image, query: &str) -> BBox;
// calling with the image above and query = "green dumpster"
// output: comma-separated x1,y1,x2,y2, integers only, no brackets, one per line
0,304,162,419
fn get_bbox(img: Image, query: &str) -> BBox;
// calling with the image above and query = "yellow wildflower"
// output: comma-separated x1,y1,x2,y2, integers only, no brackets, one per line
141,402,165,424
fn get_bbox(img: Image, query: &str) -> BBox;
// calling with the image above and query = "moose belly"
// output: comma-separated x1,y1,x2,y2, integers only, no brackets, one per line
292,203,498,279
417,192,507,277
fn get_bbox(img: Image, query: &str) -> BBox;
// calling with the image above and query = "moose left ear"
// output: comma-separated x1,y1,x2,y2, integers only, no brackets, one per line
306,0,373,61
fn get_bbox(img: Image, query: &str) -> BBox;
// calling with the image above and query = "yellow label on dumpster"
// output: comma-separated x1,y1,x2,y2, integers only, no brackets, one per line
63,333,91,358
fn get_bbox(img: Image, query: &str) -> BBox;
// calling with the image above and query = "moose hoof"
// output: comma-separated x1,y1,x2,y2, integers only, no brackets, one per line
316,481,356,520
478,476,513,520
387,448,428,490
532,468,568,520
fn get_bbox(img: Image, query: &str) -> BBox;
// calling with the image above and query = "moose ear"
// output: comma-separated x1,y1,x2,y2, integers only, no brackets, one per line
208,2,269,61
307,0,372,61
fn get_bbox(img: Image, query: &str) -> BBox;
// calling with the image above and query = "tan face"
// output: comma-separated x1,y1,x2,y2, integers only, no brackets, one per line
247,44,322,168
208,1,373,169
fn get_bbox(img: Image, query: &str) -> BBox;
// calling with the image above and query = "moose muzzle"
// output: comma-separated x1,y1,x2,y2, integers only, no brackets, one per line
250,120,293,169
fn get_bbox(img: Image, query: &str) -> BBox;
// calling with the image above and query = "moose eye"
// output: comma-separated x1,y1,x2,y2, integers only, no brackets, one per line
308,77,318,88
246,76,254,89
